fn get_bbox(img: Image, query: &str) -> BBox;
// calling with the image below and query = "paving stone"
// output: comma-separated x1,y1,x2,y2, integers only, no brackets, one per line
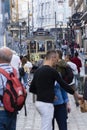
16,93,87,130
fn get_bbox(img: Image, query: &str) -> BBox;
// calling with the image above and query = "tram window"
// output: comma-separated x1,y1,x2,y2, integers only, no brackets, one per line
30,41,36,53
38,41,45,52
47,41,52,50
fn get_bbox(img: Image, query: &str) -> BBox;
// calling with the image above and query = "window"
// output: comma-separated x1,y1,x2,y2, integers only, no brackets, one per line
30,41,36,53
37,41,45,52
47,41,52,50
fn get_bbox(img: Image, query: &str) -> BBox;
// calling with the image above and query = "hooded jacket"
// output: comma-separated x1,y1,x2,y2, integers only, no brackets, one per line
54,59,69,105
56,59,67,77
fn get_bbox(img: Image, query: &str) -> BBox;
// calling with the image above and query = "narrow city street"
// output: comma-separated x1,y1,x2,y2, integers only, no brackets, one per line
0,1,87,130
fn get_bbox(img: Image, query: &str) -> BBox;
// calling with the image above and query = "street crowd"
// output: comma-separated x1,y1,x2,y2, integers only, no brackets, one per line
0,45,86,130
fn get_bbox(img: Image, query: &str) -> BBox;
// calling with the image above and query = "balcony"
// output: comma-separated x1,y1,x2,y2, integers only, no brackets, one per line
69,0,74,6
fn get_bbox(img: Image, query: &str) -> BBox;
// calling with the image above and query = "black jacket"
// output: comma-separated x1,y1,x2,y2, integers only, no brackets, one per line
30,65,74,103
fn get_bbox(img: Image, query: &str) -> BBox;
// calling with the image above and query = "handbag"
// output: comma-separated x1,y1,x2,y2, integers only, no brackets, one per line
79,100,87,113
78,77,87,113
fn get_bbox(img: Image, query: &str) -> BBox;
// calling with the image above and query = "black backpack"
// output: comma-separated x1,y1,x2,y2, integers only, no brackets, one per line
19,67,25,76
62,65,74,84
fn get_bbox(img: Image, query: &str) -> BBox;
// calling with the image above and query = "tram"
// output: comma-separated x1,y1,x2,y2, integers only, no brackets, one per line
27,28,55,63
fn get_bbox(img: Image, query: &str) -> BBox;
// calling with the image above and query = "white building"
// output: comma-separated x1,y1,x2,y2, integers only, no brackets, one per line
12,0,71,32
33,0,71,30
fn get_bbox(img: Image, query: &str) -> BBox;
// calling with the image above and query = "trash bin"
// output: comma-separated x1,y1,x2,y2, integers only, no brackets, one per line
84,59,87,74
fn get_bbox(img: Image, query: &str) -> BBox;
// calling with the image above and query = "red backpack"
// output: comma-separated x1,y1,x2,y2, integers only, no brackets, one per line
0,68,27,112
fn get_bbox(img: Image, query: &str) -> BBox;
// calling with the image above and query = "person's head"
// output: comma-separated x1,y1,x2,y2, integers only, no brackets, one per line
24,55,28,61
56,49,63,61
20,55,23,61
65,54,71,62
75,51,78,57
0,46,13,63
44,50,57,66
21,57,27,66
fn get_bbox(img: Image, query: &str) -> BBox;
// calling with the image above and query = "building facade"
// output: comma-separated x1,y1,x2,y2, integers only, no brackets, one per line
8,0,71,33
0,0,73,49
31,0,71,46
33,0,71,30
69,0,87,52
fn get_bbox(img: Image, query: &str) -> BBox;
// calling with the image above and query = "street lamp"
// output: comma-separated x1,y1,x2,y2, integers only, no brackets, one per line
55,12,63,48
24,0,32,37
19,22,22,55
27,1,30,34
32,0,34,33
55,12,58,47
19,21,27,55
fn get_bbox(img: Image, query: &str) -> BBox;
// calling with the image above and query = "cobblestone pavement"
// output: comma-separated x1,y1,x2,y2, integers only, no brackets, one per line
16,92,87,130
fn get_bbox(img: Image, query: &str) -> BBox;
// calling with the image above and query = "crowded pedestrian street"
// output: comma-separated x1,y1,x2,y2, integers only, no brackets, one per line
16,54,87,130
1,1,87,130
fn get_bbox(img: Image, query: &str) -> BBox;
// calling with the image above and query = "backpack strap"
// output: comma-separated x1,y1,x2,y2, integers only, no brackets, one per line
0,68,13,80
0,68,17,80
0,68,10,102
12,67,17,77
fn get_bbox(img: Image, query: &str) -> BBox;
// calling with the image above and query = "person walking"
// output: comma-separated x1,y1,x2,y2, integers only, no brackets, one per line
52,50,71,130
65,53,79,106
19,57,29,88
71,51,82,89
30,50,83,130
53,82,71,130
71,51,82,75
0,47,17,130
24,56,33,74
10,51,21,78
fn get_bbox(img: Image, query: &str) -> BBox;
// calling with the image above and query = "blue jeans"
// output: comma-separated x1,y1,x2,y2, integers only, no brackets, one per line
20,72,28,88
0,110,17,130
53,104,67,130
22,73,28,87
